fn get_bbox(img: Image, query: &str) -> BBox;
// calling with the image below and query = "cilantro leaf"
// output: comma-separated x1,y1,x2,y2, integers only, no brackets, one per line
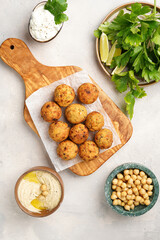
131,3,150,16
44,0,68,25
115,49,132,67
125,32,142,46
111,72,128,93
124,92,135,119
94,29,101,38
152,25,160,45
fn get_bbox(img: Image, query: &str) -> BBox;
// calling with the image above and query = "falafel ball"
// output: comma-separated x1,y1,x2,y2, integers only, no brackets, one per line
85,111,104,131
69,124,89,144
65,104,87,124
79,140,99,161
41,101,62,123
49,121,70,142
77,83,99,104
54,84,75,107
95,128,113,149
57,140,78,160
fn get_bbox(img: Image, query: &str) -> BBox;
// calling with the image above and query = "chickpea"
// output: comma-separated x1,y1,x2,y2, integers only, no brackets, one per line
128,200,133,206
40,184,47,191
128,178,133,185
143,175,147,179
127,184,132,188
140,198,144,204
148,185,153,191
127,189,133,195
140,171,145,177
113,199,118,205
123,188,128,191
131,175,137,181
112,191,117,195
121,191,127,196
131,184,135,188
130,204,135,210
121,183,127,189
137,185,141,191
141,178,146,185
131,194,135,200
112,178,118,185
117,173,123,180
129,169,133,175
135,191,139,196
143,184,149,190
121,202,125,206
117,199,122,205
126,195,132,200
117,191,121,198
125,175,130,181
137,176,142,181
143,193,148,199
133,169,139,175
146,178,152,185
135,196,141,202
116,186,122,192
134,201,139,206
112,185,117,190
148,191,153,196
111,194,117,200
135,180,140,185
139,188,146,195
124,205,130,211
42,190,48,196
117,180,123,186
144,199,151,206
133,187,138,193
124,169,130,175
121,197,127,202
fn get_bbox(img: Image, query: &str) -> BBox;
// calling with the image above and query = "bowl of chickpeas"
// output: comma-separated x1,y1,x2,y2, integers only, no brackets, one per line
104,163,159,216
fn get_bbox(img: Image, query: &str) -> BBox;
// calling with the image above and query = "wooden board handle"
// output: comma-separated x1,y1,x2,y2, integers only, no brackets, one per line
0,38,41,77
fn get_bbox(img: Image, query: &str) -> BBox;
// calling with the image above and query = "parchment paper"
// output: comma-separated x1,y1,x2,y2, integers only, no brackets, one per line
26,71,121,172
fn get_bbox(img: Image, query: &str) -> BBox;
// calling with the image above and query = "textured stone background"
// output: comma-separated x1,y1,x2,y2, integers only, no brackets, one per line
0,0,160,239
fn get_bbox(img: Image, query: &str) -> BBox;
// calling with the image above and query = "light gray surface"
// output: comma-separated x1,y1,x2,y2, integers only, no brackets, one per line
0,0,160,239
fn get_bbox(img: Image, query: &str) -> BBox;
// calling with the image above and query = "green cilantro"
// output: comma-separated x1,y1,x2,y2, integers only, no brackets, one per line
94,0,160,119
44,0,68,25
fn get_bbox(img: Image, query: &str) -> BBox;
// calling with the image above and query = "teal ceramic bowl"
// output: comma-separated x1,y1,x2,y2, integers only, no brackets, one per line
105,163,159,217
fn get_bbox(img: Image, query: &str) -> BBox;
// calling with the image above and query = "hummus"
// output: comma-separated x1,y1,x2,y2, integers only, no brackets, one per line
18,171,62,213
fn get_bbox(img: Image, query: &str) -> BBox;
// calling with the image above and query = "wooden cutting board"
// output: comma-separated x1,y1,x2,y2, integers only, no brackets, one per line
0,38,133,176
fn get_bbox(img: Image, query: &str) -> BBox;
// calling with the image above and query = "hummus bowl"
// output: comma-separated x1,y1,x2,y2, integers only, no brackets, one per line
15,166,64,217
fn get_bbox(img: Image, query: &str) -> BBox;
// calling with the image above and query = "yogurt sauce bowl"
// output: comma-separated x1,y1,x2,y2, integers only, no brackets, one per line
29,1,63,43
15,166,64,217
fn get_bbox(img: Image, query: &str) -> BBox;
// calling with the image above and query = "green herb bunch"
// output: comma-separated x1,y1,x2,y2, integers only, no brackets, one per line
45,0,68,25
94,0,160,119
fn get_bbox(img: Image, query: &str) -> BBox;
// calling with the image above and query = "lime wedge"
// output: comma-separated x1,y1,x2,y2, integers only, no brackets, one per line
100,33,109,63
112,65,126,75
106,41,121,66
31,199,46,211
23,171,40,184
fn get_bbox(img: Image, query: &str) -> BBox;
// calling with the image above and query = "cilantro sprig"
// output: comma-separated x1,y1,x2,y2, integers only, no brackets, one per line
94,0,160,119
44,0,68,25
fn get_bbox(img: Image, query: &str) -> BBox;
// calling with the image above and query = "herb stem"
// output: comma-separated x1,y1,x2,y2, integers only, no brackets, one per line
154,0,156,17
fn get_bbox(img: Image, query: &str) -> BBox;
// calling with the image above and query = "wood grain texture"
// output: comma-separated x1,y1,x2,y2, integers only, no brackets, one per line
0,38,133,176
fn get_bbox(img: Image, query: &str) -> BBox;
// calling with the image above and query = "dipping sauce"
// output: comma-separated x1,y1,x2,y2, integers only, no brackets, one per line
29,2,62,42
18,171,62,213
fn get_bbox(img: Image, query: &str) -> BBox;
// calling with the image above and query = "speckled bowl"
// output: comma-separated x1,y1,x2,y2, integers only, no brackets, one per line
15,166,64,217
105,163,159,217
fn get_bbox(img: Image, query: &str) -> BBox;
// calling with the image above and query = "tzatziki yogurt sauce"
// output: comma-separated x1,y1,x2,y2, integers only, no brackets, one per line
29,3,62,42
